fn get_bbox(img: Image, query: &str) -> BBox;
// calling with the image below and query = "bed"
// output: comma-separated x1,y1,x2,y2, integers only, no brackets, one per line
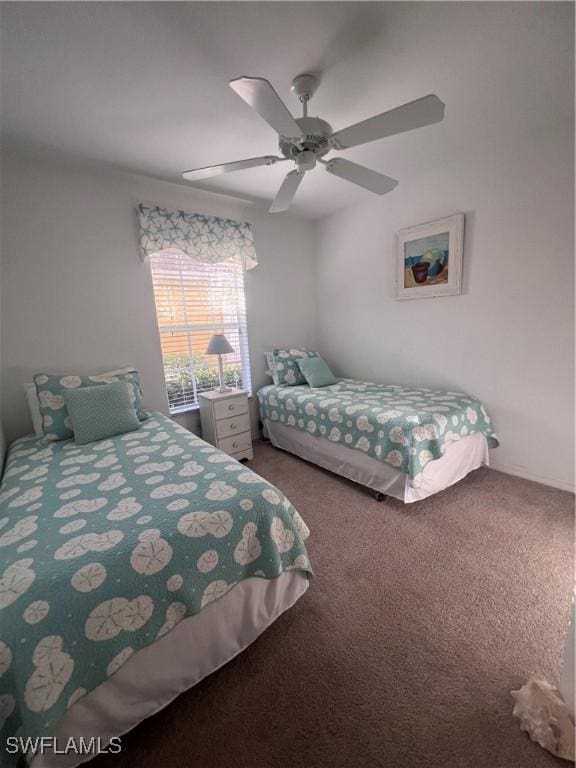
258,378,498,503
0,412,311,767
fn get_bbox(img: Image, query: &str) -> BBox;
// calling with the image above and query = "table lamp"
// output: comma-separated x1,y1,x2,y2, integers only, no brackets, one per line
206,334,235,393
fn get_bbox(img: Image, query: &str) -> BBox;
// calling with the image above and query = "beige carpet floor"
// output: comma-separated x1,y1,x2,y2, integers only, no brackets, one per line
96,442,574,768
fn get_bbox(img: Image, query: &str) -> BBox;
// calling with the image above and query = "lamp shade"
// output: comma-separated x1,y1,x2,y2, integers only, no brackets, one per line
206,334,235,356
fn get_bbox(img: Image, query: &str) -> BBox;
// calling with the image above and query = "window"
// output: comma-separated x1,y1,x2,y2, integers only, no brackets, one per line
150,248,251,413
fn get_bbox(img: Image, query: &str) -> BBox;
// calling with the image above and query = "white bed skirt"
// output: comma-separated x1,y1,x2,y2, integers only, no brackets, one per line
32,572,309,768
263,419,489,503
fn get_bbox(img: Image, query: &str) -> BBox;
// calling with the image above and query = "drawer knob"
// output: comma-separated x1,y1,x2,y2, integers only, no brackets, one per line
232,442,238,449
228,404,234,411
230,423,237,429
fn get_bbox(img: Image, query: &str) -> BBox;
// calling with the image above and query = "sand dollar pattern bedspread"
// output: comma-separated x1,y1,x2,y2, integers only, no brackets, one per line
0,413,311,758
258,379,498,485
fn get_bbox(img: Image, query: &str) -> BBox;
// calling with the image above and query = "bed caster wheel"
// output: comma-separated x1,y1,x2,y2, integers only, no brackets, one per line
375,492,387,502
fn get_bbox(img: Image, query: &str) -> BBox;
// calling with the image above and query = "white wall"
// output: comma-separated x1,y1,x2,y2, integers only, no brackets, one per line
0,152,316,443
313,4,574,491
1,4,573,492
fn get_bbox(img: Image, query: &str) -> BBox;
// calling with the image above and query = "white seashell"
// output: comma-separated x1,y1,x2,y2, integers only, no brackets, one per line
511,677,575,761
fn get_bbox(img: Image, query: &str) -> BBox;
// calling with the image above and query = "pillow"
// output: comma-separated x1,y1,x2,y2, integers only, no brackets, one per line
34,369,148,442
264,352,280,385
297,357,337,388
273,348,319,386
63,381,141,445
25,367,141,439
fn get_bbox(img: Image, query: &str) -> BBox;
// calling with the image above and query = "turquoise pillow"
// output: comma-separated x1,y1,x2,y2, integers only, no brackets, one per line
296,357,338,388
34,369,148,441
63,381,141,445
273,348,319,386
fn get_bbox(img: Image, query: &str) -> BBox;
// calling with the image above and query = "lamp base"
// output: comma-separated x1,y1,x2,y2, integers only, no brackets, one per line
215,354,232,394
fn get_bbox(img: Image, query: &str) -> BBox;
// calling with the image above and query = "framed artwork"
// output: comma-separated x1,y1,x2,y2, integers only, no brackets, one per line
396,213,464,300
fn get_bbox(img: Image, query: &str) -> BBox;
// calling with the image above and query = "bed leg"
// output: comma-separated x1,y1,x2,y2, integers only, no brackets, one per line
374,492,387,502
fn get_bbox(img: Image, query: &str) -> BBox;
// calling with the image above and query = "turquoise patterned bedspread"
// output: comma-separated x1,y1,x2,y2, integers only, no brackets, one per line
0,413,311,759
258,379,498,485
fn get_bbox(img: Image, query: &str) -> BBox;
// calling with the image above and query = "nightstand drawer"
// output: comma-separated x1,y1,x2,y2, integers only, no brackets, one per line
214,397,248,421
219,431,252,455
216,413,250,439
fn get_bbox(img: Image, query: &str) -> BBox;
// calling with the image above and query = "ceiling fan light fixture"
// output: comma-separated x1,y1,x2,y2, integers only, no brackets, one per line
296,150,316,172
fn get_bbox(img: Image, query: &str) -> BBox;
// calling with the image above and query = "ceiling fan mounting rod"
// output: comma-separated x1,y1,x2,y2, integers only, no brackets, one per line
291,73,319,119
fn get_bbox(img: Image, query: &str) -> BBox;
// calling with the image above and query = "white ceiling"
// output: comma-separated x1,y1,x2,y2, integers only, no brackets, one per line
0,2,562,218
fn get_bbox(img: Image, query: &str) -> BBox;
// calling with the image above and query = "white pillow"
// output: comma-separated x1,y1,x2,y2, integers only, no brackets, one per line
24,382,44,437
264,352,280,385
25,366,139,438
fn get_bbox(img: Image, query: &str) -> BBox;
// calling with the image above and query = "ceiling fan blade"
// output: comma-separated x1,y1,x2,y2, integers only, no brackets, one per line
229,77,304,139
182,155,285,182
329,94,445,150
269,170,304,213
323,158,398,195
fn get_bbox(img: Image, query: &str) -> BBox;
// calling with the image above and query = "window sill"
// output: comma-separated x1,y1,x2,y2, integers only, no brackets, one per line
170,403,200,416
169,392,252,417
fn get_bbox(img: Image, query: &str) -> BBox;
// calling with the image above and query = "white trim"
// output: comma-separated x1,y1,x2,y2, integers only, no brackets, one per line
169,402,200,415
489,460,575,493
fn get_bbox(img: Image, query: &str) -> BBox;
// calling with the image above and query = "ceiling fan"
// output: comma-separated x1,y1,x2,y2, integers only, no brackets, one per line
182,74,445,213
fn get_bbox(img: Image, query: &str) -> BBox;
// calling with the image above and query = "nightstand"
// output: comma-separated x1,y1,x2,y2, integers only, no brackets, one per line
198,389,253,461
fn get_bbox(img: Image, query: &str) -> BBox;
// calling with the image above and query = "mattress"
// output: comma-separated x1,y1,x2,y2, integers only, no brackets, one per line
258,378,497,487
264,418,489,503
0,413,311,764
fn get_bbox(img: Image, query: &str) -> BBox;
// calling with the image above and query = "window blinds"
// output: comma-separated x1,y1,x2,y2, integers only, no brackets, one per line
149,248,251,413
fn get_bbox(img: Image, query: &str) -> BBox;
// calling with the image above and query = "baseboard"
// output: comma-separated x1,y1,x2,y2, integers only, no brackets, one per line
488,461,575,493
255,434,574,494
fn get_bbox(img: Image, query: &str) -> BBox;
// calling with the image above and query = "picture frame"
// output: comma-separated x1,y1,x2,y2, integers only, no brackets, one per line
396,213,464,300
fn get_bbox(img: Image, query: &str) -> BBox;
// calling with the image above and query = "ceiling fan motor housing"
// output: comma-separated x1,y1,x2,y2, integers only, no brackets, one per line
279,116,333,162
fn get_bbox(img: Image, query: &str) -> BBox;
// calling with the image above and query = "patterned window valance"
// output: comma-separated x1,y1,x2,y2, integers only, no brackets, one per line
137,203,258,270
